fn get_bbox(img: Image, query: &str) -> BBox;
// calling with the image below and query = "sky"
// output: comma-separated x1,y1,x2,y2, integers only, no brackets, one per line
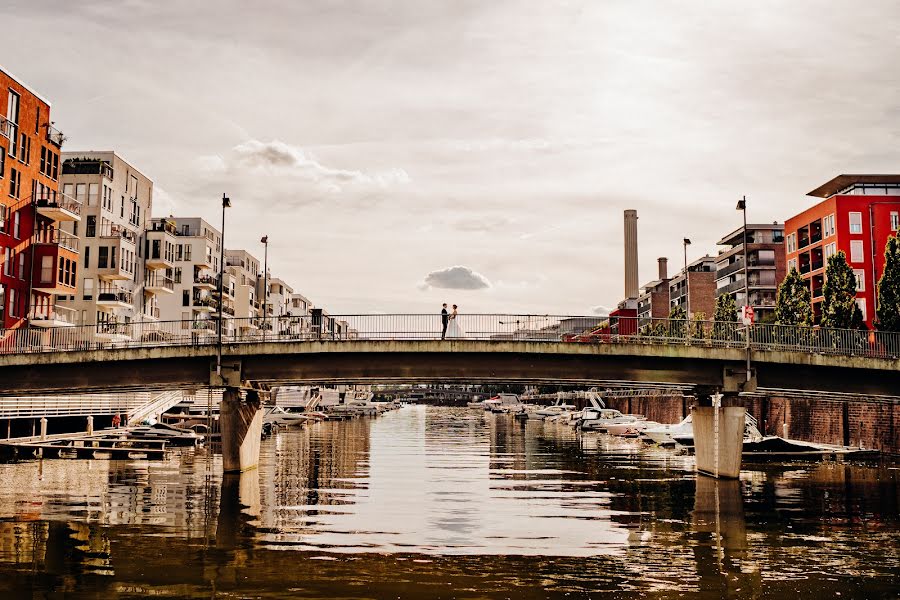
5,1,900,314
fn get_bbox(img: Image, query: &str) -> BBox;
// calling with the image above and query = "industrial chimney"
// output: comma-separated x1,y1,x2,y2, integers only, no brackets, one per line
658,257,668,280
624,210,639,300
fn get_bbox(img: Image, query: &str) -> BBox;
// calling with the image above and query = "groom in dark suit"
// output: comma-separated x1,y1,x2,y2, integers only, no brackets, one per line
441,303,449,339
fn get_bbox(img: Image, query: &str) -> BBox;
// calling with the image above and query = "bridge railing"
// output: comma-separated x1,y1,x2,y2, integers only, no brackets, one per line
0,315,899,360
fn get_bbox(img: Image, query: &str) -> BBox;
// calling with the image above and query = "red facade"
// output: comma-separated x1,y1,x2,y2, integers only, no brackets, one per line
0,66,73,329
784,176,900,328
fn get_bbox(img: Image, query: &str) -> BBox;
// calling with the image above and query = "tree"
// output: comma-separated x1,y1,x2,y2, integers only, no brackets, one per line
714,294,738,323
775,267,813,326
821,251,866,330
876,234,900,331
713,294,738,340
668,305,686,338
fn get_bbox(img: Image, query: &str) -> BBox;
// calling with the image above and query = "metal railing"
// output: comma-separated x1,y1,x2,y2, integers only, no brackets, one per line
34,189,82,217
28,304,77,325
34,227,80,252
96,284,134,305
45,123,66,147
0,315,898,360
145,274,174,291
99,224,137,243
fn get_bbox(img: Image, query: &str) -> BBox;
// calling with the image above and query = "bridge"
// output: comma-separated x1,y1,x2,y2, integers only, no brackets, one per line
1,314,897,476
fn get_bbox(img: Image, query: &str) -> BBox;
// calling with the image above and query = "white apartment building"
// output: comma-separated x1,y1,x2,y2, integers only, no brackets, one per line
57,152,155,332
224,249,261,335
266,276,293,318
154,217,222,333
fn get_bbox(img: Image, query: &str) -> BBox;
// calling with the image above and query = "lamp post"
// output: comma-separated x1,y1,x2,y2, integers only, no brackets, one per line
216,194,230,382
736,196,751,383
683,238,692,318
260,235,268,335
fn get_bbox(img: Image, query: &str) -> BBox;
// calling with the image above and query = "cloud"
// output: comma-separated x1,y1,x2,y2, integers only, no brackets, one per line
228,139,410,193
422,266,491,290
152,186,179,216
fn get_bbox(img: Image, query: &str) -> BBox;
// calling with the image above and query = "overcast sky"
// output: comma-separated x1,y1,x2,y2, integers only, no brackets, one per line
6,1,900,314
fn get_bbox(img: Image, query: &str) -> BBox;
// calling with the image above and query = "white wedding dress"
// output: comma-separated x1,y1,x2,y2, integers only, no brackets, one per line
446,315,465,338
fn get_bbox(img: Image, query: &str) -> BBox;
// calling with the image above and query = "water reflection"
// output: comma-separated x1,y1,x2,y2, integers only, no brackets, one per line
0,405,897,599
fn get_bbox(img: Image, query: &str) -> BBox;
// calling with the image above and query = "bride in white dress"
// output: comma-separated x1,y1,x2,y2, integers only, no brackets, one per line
445,305,465,339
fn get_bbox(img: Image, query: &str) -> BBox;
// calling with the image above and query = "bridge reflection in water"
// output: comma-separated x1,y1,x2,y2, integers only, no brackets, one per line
0,406,897,598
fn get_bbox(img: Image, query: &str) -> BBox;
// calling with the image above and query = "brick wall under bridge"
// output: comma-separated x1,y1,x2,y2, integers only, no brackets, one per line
601,393,899,455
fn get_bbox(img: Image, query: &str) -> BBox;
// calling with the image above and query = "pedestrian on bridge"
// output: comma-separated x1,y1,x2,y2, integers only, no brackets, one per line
441,304,449,340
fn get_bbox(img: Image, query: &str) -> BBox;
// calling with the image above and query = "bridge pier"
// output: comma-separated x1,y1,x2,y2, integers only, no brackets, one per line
220,388,263,473
693,393,744,479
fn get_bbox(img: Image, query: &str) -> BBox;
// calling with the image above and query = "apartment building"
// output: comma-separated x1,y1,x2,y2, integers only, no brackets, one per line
57,152,153,330
637,257,671,324
784,174,900,327
224,249,261,334
266,276,294,318
0,66,74,329
715,223,785,322
669,255,716,319
153,217,221,331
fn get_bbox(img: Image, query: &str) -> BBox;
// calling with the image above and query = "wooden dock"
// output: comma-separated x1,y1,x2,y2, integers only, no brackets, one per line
0,429,170,461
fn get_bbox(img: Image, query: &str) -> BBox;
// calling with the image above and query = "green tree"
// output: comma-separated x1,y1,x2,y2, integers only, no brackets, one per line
714,294,738,323
775,267,813,326
876,234,900,331
668,305,686,338
713,294,738,340
821,251,866,330
690,311,708,339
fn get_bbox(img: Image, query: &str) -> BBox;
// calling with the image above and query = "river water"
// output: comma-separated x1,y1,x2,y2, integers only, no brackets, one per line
0,405,897,599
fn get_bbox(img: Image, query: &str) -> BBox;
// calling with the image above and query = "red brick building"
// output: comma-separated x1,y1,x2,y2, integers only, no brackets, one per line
0,65,76,330
784,174,900,328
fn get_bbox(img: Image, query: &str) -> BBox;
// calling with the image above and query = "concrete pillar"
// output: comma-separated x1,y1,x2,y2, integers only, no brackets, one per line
220,388,263,473
693,402,745,479
86,416,94,436
40,417,48,441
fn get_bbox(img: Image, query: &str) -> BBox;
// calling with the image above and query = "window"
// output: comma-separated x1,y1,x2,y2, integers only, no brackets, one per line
825,242,836,260
86,216,96,237
176,244,183,261
12,211,19,238
0,152,5,179
823,214,835,237
17,252,24,279
184,245,192,261
854,269,866,291
83,278,94,300
8,167,20,198
850,240,864,263
40,255,52,283
174,267,182,284
3,248,11,276
857,299,867,322
88,183,98,206
84,246,90,268
892,212,899,231
98,246,108,269
110,246,117,269
849,212,862,234
6,91,19,156
788,258,797,272
8,288,15,318
182,290,190,307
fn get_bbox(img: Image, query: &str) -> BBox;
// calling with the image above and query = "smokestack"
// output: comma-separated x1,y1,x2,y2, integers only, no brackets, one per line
658,257,668,280
624,210,639,299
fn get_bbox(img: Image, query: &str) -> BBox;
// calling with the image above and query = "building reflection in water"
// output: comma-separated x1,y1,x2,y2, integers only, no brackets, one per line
0,407,898,598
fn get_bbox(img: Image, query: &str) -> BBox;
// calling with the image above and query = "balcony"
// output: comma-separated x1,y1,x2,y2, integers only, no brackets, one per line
96,285,134,309
194,273,217,290
145,274,174,294
142,306,161,320
29,305,76,328
715,259,745,280
62,158,114,179
45,123,65,148
34,228,79,252
97,258,131,280
799,262,811,275
193,296,218,312
812,286,824,299
35,191,82,222
210,304,235,318
99,224,137,245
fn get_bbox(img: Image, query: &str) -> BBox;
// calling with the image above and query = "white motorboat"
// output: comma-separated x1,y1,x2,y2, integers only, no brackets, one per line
486,393,525,413
642,415,693,446
673,412,763,448
605,418,661,437
263,406,311,427
578,407,645,432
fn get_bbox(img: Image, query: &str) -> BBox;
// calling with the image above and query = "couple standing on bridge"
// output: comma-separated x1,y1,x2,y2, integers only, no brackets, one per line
441,304,465,340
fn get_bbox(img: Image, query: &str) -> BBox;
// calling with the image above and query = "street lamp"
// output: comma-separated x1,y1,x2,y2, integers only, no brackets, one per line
216,194,231,381
260,235,268,333
683,238,692,318
736,196,751,383
736,197,749,314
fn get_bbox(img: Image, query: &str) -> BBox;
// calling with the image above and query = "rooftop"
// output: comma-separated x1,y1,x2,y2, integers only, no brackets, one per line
716,222,783,246
807,174,900,198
